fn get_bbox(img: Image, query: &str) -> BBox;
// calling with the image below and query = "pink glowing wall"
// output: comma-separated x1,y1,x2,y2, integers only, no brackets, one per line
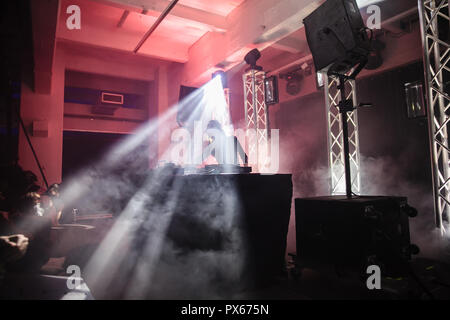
19,38,181,189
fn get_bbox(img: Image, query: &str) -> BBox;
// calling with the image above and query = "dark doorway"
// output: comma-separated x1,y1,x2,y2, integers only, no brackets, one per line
62,131,130,180
62,131,150,216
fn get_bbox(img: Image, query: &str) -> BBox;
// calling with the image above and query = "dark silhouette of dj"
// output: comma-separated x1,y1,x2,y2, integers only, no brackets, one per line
203,120,248,166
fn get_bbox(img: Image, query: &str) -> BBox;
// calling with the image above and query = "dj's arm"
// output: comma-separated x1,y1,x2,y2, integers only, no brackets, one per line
234,136,248,165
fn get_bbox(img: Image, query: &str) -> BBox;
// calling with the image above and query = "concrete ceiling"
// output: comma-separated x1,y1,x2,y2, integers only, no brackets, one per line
56,0,323,85
56,0,241,63
53,0,419,86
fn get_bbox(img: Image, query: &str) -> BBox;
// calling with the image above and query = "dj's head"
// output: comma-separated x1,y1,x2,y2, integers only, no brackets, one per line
206,120,224,133
44,183,60,197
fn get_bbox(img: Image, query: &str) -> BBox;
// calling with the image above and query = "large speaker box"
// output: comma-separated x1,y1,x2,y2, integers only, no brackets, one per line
303,0,371,74
295,196,416,277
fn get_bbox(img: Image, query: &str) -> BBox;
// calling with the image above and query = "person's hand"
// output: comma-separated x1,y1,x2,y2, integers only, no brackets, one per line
0,234,29,263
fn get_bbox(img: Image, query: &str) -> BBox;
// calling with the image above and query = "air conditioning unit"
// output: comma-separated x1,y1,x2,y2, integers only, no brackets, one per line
101,92,124,105
91,92,124,115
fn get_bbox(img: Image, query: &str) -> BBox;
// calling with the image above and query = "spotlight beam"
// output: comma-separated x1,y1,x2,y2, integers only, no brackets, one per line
79,77,236,298
58,78,215,212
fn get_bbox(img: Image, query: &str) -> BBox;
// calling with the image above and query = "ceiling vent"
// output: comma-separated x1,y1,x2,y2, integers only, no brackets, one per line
101,92,124,105
91,92,124,115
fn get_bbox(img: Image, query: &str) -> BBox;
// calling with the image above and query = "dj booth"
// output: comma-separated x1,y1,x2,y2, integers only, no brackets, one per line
171,174,291,267
132,171,293,291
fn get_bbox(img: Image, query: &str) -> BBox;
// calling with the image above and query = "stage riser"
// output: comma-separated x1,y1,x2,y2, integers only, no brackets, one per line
295,196,413,277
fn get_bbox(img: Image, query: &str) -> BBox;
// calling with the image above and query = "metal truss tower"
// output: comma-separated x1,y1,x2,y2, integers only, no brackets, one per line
419,0,450,231
243,69,269,168
324,74,361,195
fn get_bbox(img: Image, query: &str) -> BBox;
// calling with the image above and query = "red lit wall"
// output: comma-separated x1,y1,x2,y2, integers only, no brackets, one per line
19,48,65,190
19,41,181,189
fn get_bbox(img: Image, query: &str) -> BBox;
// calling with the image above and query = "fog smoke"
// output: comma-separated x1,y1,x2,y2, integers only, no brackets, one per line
56,78,250,299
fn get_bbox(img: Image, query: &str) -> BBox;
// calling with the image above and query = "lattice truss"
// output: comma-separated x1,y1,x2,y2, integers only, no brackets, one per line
324,74,361,195
419,0,450,230
243,70,269,165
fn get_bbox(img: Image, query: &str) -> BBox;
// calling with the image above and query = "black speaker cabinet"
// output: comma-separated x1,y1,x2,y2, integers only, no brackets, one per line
295,196,415,277
303,0,370,74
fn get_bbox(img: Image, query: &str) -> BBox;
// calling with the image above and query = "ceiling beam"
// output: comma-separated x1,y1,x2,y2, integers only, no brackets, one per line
182,0,323,86
271,36,309,54
268,54,313,75
92,0,228,32
381,7,418,33
57,0,189,62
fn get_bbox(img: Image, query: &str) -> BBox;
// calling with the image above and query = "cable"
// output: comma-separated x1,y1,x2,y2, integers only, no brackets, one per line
14,104,49,190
